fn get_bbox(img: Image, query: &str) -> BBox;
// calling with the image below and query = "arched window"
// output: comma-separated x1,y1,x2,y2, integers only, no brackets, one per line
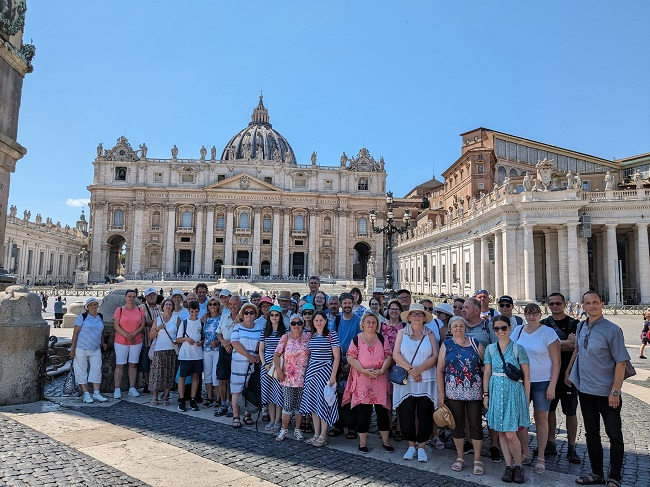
263,215,271,232
323,216,332,234
358,217,368,236
496,166,507,183
509,168,518,178
181,211,192,227
151,211,161,229
239,212,250,229
294,214,305,231
113,209,124,227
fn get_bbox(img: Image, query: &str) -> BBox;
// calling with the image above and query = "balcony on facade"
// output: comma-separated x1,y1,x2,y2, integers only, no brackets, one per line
235,227,251,236
110,225,125,231
291,228,307,237
176,226,194,234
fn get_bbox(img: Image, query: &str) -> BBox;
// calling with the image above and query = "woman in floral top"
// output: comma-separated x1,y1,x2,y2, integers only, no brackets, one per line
201,298,222,407
436,316,485,475
381,299,405,353
342,313,394,453
273,313,311,441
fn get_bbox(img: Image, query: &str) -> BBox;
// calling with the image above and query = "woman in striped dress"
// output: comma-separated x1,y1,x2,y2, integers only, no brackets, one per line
299,310,341,447
259,305,287,431
230,303,264,427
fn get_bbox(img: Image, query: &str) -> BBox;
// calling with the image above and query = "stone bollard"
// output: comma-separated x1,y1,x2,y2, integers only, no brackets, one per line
62,301,85,328
0,285,49,405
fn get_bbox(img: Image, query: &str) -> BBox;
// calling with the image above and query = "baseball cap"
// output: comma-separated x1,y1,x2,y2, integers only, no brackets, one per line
498,295,514,305
171,290,184,297
219,289,232,297
144,287,157,296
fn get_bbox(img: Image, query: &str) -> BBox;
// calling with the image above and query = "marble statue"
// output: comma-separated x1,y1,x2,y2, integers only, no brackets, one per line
633,171,644,189
139,143,148,158
566,171,574,190
311,151,317,166
604,171,614,190
272,147,280,162
210,145,217,161
229,147,236,160
171,145,178,159
97,143,103,158
9,205,16,217
471,196,477,211
379,156,385,171
243,144,251,160
523,173,532,192
503,177,512,194
35,214,42,225
256,146,264,161
77,248,89,271
200,145,207,161
285,150,294,164
533,178,542,191
573,173,582,191
435,214,441,227
23,210,30,221
367,256,376,277
340,152,348,166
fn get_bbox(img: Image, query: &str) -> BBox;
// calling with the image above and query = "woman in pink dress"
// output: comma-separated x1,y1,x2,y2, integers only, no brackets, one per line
342,312,394,453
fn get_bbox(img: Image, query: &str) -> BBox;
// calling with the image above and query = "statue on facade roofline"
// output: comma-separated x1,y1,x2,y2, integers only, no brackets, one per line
9,205,16,217
200,145,207,161
171,145,178,159
503,176,513,195
566,171,574,190
435,214,441,227
96,143,103,158
604,171,614,191
311,151,317,166
523,172,532,192
139,143,148,158
211,145,217,161
35,214,42,225
573,173,582,191
340,152,348,166
633,170,644,189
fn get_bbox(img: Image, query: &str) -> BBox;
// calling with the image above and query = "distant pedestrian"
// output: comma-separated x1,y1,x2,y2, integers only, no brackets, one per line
639,311,649,359
53,296,64,328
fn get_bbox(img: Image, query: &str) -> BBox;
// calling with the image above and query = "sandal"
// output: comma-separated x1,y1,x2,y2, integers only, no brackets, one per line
232,417,242,428
203,399,213,407
393,430,403,442
452,458,465,472
606,481,621,487
327,427,342,437
162,396,170,406
346,429,358,439
575,473,606,485
243,414,255,426
521,455,533,466
534,458,546,473
473,461,484,475
150,398,159,406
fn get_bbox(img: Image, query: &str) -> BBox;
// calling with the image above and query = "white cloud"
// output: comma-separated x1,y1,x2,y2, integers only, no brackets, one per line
66,198,90,208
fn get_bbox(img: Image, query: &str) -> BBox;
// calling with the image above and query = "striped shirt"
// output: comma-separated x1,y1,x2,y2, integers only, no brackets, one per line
308,331,340,361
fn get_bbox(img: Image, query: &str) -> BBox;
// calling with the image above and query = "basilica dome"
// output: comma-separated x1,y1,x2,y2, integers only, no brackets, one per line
220,95,296,165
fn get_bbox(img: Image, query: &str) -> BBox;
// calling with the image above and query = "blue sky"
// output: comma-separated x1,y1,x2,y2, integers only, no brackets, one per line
12,1,650,225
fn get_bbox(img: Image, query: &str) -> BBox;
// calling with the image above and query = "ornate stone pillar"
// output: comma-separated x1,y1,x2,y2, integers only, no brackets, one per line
252,206,261,276
523,224,535,301
637,223,650,304
307,209,317,276
224,205,234,270
494,231,503,297
281,209,291,276
502,226,517,298
164,203,175,274
130,202,145,274
557,227,569,299
194,204,205,276
90,201,106,280
337,209,349,278
480,236,490,289
566,223,581,304
606,224,619,305
271,208,281,275
203,205,215,275
543,230,560,297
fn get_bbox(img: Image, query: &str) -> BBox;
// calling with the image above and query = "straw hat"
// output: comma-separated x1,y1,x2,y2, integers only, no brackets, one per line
433,404,456,429
400,303,433,323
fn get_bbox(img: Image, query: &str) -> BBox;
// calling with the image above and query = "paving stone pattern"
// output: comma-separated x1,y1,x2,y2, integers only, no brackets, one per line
76,401,482,487
0,415,147,487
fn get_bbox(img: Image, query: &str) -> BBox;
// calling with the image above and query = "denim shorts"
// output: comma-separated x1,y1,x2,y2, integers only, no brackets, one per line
530,380,551,412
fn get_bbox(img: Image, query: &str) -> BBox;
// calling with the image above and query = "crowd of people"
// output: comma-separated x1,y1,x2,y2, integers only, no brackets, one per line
69,277,631,487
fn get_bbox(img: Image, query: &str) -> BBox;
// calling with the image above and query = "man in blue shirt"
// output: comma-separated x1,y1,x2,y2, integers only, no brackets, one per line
302,276,327,305
325,295,340,330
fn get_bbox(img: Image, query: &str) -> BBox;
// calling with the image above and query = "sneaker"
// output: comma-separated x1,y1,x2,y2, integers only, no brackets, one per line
463,440,474,455
512,465,525,484
417,448,428,462
501,466,514,483
214,405,227,417
429,436,445,450
92,391,108,402
489,446,501,463
226,404,233,417
82,392,93,403
403,446,416,460
189,400,199,411
294,429,304,441
128,387,140,397
567,446,581,464
178,400,187,412
276,429,288,441
113,389,122,399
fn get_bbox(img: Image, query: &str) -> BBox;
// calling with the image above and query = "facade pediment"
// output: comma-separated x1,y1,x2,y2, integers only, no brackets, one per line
205,173,281,192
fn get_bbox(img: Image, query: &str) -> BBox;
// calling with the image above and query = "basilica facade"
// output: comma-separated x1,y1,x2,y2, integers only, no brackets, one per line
87,96,388,282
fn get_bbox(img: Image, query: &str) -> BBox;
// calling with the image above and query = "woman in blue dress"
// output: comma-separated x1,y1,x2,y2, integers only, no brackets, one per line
259,305,287,431
299,310,341,447
483,315,531,484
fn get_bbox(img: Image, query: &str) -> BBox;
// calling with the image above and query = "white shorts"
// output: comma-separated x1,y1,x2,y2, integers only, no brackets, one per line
73,348,103,385
114,342,143,365
203,349,219,384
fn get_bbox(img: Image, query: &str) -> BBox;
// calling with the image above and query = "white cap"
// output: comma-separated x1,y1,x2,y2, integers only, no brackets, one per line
144,287,157,296
219,289,232,297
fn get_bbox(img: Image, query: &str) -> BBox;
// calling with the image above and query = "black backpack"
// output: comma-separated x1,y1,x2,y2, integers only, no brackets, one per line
238,363,262,428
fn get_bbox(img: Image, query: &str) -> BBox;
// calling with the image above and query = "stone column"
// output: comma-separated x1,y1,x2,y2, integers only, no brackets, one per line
578,236,589,300
130,203,145,274
90,201,106,280
502,226,517,298
164,204,176,274
494,231,503,297
252,206,261,276
194,205,204,276
566,223,581,304
281,209,291,276
203,205,215,275
337,210,348,278
100,244,110,277
271,208,281,275
224,205,234,271
308,209,317,276
522,224,535,301
637,223,650,304
557,227,569,299
606,224,619,305
480,236,490,288
543,230,560,296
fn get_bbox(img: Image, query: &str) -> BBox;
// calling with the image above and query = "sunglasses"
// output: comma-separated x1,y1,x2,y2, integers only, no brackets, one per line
243,311,256,316
493,325,509,332
453,305,463,309
423,307,434,311
290,321,303,326
302,311,314,315
208,303,220,307
548,302,564,306
499,303,512,308
270,313,281,318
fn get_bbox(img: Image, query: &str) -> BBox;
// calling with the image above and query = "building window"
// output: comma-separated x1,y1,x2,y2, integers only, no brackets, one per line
181,173,195,183
357,217,367,236
323,216,332,234
496,166,507,183
153,172,163,183
294,214,305,231
217,174,226,182
417,266,421,282
432,263,436,284
58,254,63,275
27,250,33,274
423,255,428,281
239,212,250,229
151,211,161,229
215,237,224,243
264,176,273,184
113,209,124,227
181,211,192,227
115,167,127,181
294,178,307,188
216,214,225,230
324,179,333,190
357,177,369,191
488,240,494,261
441,264,446,284
38,251,44,275
509,168,518,177
295,240,304,246
263,215,271,232
262,239,271,245
465,261,471,284
180,237,190,243
452,263,458,283
478,183,485,190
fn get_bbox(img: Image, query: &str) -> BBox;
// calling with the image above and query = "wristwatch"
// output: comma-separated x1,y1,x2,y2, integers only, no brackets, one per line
611,390,620,396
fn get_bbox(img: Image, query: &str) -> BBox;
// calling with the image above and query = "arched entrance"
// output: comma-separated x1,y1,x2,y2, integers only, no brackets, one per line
107,234,126,277
353,242,371,279
214,259,223,276
261,260,271,276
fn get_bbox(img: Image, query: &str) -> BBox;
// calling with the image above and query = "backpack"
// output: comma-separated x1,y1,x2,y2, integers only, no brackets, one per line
237,363,262,426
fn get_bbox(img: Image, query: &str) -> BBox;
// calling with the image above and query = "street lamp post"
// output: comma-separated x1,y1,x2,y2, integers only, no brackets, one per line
370,191,411,301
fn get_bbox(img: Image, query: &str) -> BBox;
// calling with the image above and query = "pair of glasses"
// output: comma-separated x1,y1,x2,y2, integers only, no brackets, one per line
270,313,281,318
548,302,564,306
290,321,303,326
410,312,425,317
499,303,512,308
208,303,219,307
493,325,509,332
302,311,313,315
243,311,256,316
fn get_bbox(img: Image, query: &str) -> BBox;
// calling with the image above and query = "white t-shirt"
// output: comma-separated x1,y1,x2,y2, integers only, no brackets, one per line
512,324,559,382
154,315,178,352
177,318,204,361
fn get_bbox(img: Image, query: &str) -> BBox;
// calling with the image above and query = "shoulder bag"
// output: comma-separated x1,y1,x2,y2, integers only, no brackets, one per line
389,335,425,385
496,341,523,382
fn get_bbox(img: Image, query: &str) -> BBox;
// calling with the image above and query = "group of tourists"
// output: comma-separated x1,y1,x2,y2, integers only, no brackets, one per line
69,277,630,487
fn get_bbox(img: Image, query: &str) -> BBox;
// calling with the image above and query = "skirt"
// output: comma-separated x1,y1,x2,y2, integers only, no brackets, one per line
149,349,177,390
299,360,339,426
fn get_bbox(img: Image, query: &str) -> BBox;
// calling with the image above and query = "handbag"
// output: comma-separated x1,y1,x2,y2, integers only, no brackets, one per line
389,335,426,385
63,362,77,396
496,342,523,382
148,338,156,360
267,356,283,379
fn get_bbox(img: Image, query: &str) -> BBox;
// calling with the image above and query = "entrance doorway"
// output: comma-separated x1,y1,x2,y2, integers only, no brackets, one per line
353,242,371,279
214,259,223,276
178,250,192,275
261,260,270,276
236,251,250,276
107,234,126,277
291,252,305,277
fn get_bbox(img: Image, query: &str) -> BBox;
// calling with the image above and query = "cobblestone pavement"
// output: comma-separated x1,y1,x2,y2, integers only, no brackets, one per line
0,414,146,487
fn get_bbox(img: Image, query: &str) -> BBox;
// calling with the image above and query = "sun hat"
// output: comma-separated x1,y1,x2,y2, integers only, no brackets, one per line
433,404,456,429
400,303,433,323
238,303,258,319
301,303,315,312
258,296,274,306
433,302,454,317
84,297,99,309
277,290,291,301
